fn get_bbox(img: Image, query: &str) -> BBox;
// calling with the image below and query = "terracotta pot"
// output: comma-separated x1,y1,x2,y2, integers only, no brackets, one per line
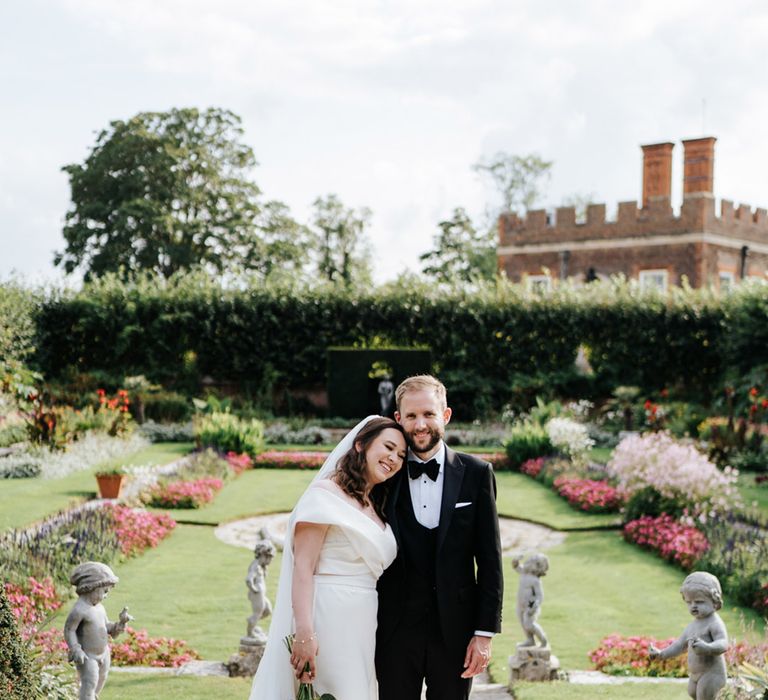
96,474,124,499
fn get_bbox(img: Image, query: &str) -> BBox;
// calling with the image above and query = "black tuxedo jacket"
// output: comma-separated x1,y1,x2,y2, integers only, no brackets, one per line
376,447,503,655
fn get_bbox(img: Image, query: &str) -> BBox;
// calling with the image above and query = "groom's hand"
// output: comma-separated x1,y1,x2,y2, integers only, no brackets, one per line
461,635,492,678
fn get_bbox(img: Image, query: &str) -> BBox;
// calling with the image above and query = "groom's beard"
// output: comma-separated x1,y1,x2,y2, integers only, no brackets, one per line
405,426,442,456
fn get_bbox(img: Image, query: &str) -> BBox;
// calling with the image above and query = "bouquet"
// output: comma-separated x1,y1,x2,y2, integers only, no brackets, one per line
284,635,336,700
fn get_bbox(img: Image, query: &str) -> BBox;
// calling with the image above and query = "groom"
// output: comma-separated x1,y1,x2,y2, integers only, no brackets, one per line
375,375,503,700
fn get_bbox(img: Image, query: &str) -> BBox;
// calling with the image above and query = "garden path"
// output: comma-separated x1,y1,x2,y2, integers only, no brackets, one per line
214,512,567,555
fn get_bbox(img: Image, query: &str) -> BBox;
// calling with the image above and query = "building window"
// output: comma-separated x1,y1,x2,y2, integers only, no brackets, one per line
526,275,552,294
639,269,668,292
718,271,735,293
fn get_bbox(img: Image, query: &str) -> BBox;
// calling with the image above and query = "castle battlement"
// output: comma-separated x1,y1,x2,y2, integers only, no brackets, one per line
499,197,768,248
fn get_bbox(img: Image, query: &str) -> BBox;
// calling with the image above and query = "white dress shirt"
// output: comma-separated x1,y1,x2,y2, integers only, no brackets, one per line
407,442,445,529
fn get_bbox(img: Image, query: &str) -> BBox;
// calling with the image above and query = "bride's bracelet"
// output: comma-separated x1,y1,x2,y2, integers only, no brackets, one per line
294,633,317,644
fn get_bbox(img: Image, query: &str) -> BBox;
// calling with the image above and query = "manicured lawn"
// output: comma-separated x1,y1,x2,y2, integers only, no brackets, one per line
589,446,614,464
0,442,192,530
102,673,252,700
495,472,621,529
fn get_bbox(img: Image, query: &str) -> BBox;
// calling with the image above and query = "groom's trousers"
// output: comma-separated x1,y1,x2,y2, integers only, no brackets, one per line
376,597,471,700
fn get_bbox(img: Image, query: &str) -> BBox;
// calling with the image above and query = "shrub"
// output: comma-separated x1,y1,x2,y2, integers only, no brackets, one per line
0,423,26,449
194,411,264,457
589,634,685,677
504,421,553,469
545,417,594,464
144,477,223,508
553,476,623,513
252,451,327,470
0,454,42,479
0,583,38,700
623,514,709,569
141,391,192,423
176,449,233,482
111,626,200,667
138,420,194,443
264,422,334,445
607,431,740,520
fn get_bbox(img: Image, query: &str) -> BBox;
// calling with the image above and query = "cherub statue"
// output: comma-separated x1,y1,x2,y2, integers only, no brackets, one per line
649,571,728,700
246,532,276,640
512,553,549,647
63,562,133,700
512,552,549,647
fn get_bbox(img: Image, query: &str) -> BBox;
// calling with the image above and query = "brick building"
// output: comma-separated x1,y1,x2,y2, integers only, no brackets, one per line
497,137,768,291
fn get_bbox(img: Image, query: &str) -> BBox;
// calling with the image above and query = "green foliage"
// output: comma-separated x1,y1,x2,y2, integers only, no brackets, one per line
0,280,38,366
503,421,553,469
141,391,193,423
622,486,687,522
0,584,38,700
473,151,553,215
420,207,496,283
311,193,372,288
176,449,232,482
194,412,265,457
56,107,306,280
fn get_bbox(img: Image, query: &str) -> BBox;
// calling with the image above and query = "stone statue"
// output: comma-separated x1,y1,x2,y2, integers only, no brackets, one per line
63,562,133,700
512,553,549,647
377,376,394,415
508,553,559,682
228,528,276,677
648,571,729,700
246,532,276,641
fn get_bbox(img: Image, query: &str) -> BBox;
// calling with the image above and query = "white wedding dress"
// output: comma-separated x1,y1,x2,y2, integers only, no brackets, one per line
249,462,397,699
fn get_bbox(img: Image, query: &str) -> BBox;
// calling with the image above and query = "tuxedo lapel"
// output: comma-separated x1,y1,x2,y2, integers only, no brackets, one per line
387,470,405,545
436,447,464,553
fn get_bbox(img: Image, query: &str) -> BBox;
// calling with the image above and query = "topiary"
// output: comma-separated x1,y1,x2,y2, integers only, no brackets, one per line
0,583,39,699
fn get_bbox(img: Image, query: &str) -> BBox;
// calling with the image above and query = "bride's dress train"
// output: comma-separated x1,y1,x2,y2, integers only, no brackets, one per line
249,486,397,699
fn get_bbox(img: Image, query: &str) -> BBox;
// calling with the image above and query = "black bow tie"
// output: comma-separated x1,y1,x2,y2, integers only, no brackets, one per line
408,459,440,481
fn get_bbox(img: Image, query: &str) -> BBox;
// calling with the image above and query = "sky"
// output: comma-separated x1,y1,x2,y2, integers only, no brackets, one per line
2,0,768,285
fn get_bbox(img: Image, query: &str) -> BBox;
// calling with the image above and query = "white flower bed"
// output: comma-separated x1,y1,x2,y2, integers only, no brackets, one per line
545,417,595,462
36,432,150,479
607,431,739,519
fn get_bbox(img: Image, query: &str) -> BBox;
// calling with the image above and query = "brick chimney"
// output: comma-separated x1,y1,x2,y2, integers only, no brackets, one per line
641,142,674,208
682,136,716,196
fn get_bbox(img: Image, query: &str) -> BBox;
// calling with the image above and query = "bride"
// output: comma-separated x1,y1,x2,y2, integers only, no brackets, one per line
249,416,406,699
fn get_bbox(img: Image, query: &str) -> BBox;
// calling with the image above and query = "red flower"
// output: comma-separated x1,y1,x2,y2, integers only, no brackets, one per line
750,405,758,415
97,388,106,396
644,399,652,410
750,387,759,398
762,399,768,410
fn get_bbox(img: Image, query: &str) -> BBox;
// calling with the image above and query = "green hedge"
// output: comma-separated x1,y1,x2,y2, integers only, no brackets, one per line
27,274,768,416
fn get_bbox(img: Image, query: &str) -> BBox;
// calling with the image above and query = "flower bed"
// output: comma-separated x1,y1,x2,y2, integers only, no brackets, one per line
475,453,511,470
520,457,545,478
105,504,176,557
589,634,685,677
623,514,709,569
145,477,223,508
608,431,739,520
252,450,327,469
553,476,623,513
225,451,252,475
111,626,200,667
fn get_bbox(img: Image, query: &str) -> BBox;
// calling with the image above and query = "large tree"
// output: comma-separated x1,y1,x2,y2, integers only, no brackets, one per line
311,194,372,288
473,151,553,216
56,107,303,279
420,207,496,283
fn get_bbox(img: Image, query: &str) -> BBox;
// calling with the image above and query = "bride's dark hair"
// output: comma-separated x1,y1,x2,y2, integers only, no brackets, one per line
333,417,405,520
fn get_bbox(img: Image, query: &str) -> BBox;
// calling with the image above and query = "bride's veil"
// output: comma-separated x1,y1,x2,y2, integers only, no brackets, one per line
250,415,380,697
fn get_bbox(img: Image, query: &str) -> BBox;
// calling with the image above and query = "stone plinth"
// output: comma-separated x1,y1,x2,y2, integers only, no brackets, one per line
509,645,560,682
226,636,266,677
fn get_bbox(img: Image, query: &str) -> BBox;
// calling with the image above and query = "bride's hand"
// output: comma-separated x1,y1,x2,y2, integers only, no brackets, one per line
290,633,319,681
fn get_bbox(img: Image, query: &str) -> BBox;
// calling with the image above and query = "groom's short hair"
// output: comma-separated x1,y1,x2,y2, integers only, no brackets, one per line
395,375,447,411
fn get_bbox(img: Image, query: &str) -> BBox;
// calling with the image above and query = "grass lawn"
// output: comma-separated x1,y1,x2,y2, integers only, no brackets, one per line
102,673,252,700
0,442,192,530
495,472,620,529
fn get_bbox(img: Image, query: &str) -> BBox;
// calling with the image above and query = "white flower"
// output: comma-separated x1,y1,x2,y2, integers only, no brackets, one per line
545,417,595,462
